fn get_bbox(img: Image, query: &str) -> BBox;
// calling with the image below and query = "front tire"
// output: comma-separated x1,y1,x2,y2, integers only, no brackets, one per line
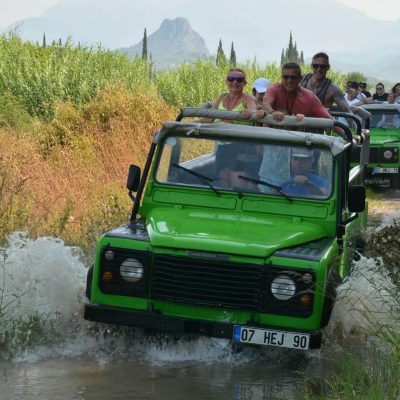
85,265,94,300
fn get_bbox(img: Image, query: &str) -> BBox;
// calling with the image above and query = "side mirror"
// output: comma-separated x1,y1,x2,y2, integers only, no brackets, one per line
127,165,141,192
348,185,366,213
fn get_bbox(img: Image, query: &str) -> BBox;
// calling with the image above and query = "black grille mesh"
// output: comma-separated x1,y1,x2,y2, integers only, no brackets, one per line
351,147,397,164
151,254,264,310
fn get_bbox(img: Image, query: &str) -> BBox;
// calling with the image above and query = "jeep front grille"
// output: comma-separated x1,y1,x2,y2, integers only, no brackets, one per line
151,254,264,311
351,147,397,164
151,255,314,317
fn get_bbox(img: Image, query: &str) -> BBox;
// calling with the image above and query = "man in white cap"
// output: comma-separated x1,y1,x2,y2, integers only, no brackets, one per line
252,77,270,109
281,148,331,197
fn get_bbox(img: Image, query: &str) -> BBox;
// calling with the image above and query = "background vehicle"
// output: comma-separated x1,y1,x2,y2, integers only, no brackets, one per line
84,109,369,351
351,104,400,189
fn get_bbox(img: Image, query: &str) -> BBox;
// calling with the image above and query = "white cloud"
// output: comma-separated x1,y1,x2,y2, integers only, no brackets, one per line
335,0,400,21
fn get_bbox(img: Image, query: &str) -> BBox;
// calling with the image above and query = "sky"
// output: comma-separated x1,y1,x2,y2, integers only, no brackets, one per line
1,0,400,74
1,0,400,27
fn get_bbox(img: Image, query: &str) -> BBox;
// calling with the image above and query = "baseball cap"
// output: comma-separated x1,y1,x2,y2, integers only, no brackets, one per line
290,148,313,158
253,77,270,93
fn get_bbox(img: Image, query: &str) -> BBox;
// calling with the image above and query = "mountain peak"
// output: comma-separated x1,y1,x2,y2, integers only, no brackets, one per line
119,17,210,68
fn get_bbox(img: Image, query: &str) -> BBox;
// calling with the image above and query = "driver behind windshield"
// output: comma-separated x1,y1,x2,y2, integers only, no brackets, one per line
281,148,331,197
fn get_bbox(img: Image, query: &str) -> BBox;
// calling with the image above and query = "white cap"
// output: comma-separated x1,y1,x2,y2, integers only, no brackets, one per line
253,77,270,93
290,148,313,158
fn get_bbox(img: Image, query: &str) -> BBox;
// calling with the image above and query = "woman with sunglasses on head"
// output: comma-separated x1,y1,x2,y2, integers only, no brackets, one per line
372,83,388,103
300,52,351,113
197,68,257,124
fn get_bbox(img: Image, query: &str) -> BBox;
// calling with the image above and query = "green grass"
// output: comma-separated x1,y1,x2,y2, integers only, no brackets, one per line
0,32,350,121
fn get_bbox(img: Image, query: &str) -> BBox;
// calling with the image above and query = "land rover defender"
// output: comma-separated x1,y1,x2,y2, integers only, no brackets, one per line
84,109,369,350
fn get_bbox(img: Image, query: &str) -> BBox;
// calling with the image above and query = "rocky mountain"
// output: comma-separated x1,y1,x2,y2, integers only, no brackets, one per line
118,18,210,68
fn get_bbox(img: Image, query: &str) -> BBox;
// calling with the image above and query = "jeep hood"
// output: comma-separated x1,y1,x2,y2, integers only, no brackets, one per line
370,131,400,145
146,208,327,258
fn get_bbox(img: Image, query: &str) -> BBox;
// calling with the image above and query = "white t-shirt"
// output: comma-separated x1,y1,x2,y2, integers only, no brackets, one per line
345,93,362,106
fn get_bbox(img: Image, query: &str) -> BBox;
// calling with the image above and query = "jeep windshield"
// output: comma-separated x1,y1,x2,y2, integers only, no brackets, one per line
155,134,333,200
364,105,400,131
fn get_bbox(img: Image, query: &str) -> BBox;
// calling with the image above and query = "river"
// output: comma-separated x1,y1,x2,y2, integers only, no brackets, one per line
0,189,399,400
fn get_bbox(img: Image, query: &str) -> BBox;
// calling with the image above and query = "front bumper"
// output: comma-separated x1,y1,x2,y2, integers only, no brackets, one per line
84,304,322,349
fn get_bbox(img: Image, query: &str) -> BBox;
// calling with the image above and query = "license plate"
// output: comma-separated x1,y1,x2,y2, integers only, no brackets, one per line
233,326,310,350
372,167,399,174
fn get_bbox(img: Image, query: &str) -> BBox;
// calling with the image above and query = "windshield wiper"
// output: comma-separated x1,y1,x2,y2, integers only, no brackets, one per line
238,175,293,202
172,163,220,196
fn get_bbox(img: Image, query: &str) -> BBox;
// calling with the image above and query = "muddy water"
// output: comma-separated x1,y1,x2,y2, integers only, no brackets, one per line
0,190,399,400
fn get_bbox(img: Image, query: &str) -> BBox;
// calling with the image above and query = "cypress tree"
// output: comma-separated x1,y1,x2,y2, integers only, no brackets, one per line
142,28,148,61
42,32,47,48
216,39,226,66
281,31,303,65
229,42,237,67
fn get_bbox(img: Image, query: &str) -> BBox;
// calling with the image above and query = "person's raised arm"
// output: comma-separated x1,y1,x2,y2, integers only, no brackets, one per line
195,94,225,123
332,87,351,113
239,95,259,119
261,86,286,121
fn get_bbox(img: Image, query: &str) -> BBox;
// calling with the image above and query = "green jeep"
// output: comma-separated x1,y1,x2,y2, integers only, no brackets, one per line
84,109,369,350
352,103,400,189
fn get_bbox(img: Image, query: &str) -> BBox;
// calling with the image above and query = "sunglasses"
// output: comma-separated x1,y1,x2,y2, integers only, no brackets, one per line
282,75,298,81
227,76,245,83
312,63,329,70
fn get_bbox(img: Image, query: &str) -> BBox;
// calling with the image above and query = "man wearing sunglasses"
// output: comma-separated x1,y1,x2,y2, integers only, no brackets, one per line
358,82,372,101
261,62,332,122
301,52,351,113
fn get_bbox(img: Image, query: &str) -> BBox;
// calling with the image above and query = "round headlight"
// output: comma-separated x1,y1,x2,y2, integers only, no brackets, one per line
120,258,144,283
383,150,393,160
271,275,296,301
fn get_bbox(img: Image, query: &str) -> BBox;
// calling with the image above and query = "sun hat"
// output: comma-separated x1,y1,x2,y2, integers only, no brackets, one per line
253,77,270,93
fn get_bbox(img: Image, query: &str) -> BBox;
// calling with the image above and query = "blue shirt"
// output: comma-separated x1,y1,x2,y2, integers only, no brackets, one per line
281,174,331,197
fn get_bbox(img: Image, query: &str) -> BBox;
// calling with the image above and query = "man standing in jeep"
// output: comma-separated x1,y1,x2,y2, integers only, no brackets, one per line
301,52,351,113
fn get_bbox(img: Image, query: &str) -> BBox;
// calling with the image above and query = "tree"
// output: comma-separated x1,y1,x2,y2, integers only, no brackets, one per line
42,32,47,48
346,71,367,84
142,28,148,61
281,31,304,65
216,39,227,66
229,42,237,67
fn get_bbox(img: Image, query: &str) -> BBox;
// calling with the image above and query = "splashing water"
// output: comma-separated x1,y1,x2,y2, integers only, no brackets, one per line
1,231,398,364
326,254,399,347
0,233,292,365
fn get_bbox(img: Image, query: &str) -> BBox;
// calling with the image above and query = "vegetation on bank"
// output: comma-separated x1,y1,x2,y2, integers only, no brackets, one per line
0,83,175,252
0,32,351,121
